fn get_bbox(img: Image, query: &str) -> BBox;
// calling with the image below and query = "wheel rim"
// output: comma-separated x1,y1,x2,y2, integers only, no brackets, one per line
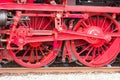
71,13,120,67
8,16,62,68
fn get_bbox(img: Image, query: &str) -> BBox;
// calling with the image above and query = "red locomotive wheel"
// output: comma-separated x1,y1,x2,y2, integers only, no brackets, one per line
71,13,120,67
8,17,62,68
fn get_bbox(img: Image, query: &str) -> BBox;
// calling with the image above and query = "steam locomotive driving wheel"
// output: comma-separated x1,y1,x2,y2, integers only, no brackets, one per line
8,16,62,68
71,13,120,67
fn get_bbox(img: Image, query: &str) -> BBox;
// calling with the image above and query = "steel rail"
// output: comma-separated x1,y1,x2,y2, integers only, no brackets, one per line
0,67,120,74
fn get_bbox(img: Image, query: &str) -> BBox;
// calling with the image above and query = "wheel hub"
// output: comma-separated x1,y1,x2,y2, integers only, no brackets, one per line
86,26,105,47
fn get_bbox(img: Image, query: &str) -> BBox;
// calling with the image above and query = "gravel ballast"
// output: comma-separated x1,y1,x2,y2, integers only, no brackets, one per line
0,73,120,80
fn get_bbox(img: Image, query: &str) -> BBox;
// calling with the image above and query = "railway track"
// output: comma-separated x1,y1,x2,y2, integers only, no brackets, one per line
0,67,120,74
1,0,120,69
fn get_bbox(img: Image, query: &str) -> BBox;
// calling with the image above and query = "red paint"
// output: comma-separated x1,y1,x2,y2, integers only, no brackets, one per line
0,0,13,3
0,0,120,68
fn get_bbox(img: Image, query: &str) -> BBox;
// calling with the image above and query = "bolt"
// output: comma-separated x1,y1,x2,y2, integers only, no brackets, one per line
57,14,61,19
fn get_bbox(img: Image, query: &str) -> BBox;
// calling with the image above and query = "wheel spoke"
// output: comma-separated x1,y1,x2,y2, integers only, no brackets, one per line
14,50,20,55
82,21,88,28
31,17,34,29
111,28,119,33
38,17,44,30
35,47,39,62
88,17,93,26
21,22,28,28
97,48,101,56
102,44,108,50
79,45,91,55
101,17,107,29
41,44,51,52
75,41,87,47
104,21,113,32
35,17,38,29
84,47,93,61
100,46,105,55
21,47,31,60
43,19,52,30
92,48,96,59
28,48,34,63
34,18,36,30
39,47,45,56
25,21,31,28
97,16,100,26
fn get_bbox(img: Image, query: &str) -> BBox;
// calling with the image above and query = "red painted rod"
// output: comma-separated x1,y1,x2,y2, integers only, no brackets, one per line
0,3,120,13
